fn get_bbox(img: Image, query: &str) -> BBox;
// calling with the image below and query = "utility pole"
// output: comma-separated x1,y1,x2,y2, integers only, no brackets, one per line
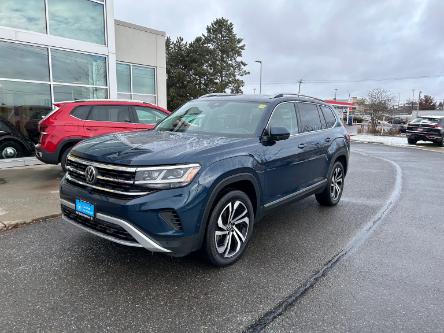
254,60,262,94
411,89,415,113
297,79,303,96
334,88,338,101
418,90,422,111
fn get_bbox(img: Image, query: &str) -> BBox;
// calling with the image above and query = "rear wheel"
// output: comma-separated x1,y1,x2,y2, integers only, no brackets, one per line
0,141,25,159
204,190,254,267
316,161,345,206
436,137,444,147
407,138,417,145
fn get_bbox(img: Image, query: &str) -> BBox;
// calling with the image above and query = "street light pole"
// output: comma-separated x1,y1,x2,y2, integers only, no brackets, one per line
255,60,262,94
297,79,303,96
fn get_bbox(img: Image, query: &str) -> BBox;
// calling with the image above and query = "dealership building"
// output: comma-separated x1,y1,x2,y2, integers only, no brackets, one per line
0,0,167,144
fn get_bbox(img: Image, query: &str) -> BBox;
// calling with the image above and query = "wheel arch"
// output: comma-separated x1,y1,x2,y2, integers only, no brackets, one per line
196,172,261,248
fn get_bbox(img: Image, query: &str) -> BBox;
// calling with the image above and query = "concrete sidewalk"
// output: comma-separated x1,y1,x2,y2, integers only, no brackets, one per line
0,157,44,170
0,165,62,230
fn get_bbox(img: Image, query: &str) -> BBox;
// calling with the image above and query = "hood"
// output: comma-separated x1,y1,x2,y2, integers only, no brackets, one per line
71,130,257,166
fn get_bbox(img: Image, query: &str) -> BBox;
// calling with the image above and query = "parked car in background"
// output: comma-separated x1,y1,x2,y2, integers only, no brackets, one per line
0,119,35,159
36,100,170,170
406,116,444,146
60,93,350,266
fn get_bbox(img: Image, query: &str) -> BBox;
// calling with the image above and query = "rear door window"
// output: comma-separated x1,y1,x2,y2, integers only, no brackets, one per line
297,103,323,132
88,106,131,123
320,105,337,128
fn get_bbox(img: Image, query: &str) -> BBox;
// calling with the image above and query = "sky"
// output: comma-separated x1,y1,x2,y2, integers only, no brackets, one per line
114,0,444,104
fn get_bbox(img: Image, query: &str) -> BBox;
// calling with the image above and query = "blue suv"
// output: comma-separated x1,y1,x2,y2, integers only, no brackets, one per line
60,94,350,266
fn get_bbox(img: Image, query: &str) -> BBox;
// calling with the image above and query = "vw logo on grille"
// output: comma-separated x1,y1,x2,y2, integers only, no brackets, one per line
85,165,97,184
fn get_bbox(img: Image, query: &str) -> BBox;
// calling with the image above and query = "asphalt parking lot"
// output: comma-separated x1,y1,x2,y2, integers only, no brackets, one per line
1,143,443,332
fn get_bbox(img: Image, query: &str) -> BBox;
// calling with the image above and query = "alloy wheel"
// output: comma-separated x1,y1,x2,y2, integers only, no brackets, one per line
330,166,344,201
1,147,18,159
214,200,250,258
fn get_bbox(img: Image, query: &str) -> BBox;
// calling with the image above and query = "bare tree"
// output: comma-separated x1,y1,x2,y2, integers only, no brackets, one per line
367,88,392,133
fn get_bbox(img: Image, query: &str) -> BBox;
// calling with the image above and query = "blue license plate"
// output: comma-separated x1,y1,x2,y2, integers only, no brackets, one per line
75,199,95,218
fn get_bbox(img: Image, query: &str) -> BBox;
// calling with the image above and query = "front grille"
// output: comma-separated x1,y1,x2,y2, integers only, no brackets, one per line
62,206,137,243
66,155,151,197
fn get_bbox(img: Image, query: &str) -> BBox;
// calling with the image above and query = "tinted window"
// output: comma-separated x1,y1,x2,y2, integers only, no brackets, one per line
0,41,49,82
135,107,167,124
297,103,323,132
269,103,298,134
48,0,105,45
321,106,337,128
53,85,107,102
0,0,46,33
117,63,131,93
71,106,90,120
88,106,130,122
51,49,107,86
132,66,155,95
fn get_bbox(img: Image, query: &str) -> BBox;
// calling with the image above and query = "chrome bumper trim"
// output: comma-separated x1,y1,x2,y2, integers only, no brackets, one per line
60,199,171,253
65,173,150,196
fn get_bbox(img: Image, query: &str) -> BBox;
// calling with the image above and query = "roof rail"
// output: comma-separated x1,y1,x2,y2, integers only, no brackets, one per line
273,93,325,103
54,99,156,105
199,93,237,98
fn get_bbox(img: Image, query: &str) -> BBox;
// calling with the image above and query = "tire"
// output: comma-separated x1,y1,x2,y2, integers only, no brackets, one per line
0,141,25,159
407,138,417,145
436,137,444,147
204,190,254,267
60,146,73,172
316,161,345,206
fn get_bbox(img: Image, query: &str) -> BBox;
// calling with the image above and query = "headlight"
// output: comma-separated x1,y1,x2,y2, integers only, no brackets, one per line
134,164,201,189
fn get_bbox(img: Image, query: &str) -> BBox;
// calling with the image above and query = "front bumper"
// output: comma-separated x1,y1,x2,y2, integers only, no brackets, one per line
60,176,207,256
61,199,171,252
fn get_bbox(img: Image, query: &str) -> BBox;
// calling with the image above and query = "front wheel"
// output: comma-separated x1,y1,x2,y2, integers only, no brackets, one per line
316,161,345,206
204,190,254,267
407,138,417,145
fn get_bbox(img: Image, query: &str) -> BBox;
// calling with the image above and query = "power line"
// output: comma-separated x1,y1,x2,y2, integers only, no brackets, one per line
247,73,444,85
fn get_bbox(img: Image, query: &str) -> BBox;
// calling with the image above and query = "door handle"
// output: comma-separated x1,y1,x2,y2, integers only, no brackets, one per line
325,137,331,143
298,143,305,149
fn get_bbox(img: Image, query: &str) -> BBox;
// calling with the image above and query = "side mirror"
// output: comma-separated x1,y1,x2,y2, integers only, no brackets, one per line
266,127,290,142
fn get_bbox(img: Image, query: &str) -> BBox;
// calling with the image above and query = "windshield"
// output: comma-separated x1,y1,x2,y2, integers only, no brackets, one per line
156,100,268,137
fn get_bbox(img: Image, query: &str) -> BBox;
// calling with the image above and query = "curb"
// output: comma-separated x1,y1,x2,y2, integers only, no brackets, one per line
0,213,61,232
351,139,444,154
0,157,44,170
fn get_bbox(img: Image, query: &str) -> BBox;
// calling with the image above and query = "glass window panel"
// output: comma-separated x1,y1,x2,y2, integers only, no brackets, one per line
48,0,105,45
297,103,323,132
117,63,131,93
53,85,107,102
132,94,156,104
117,93,131,100
0,41,49,82
88,106,130,122
134,107,167,124
132,66,155,95
0,0,46,33
0,80,51,142
52,49,107,86
269,103,298,134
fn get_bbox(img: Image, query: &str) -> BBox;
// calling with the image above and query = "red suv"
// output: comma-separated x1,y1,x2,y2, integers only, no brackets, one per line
36,100,170,170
